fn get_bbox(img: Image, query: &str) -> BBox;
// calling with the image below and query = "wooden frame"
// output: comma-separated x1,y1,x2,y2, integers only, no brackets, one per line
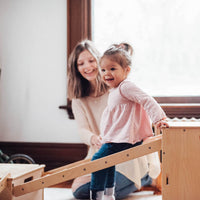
65,0,92,119
62,0,200,119
67,0,91,58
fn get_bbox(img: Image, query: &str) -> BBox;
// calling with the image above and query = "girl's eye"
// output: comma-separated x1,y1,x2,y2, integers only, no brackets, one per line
89,59,95,63
101,69,105,72
111,68,115,71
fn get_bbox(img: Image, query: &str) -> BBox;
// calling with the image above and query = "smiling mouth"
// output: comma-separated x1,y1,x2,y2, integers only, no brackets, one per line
84,69,95,74
105,78,114,82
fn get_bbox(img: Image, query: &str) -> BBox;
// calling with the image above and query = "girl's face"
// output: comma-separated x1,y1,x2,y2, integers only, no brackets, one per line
77,50,98,82
100,57,130,88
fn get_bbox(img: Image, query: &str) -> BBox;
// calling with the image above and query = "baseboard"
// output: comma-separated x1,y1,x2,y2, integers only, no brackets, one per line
0,142,88,171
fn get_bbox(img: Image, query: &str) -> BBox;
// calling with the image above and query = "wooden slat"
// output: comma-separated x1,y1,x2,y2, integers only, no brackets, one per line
13,135,162,197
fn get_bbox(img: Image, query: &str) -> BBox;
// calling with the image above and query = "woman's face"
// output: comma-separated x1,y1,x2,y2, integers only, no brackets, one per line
77,50,98,82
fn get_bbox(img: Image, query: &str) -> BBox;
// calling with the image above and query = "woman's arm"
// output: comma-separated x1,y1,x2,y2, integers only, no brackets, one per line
72,99,93,145
72,99,101,148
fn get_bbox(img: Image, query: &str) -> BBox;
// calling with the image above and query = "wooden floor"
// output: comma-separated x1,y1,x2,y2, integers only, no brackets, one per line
48,168,162,199
44,187,162,200
47,181,162,200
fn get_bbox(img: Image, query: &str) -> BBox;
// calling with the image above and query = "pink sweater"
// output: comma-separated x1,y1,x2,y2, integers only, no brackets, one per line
100,80,166,144
72,92,161,188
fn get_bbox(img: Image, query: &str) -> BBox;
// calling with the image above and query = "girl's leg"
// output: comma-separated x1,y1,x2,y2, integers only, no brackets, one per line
105,166,116,188
90,191,104,200
90,144,113,191
90,141,144,199
104,166,116,200
90,144,115,199
72,173,152,199
72,166,116,199
104,187,115,200
103,142,140,200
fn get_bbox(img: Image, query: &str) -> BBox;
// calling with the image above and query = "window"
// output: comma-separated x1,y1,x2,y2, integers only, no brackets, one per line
92,0,200,97
66,0,200,119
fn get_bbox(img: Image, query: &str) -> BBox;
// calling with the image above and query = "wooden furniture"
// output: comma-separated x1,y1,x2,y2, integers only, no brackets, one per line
1,121,200,199
162,121,200,200
0,164,45,200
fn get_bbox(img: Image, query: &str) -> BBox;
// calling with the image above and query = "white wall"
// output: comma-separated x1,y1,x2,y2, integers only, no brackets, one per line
0,0,80,143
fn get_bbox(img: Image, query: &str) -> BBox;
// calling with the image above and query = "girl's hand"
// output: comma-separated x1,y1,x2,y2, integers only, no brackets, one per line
155,119,169,129
90,135,102,149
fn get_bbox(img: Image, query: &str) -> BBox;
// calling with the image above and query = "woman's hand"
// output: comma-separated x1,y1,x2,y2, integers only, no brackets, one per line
90,135,102,149
155,119,169,129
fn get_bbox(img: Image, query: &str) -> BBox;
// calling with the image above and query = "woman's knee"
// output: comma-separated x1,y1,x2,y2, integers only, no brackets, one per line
73,183,90,199
115,172,137,199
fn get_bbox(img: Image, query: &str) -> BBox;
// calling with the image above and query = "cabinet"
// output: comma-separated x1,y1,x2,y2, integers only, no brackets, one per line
162,122,200,199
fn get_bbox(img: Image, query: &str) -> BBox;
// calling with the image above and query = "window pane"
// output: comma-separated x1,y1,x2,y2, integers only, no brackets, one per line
92,0,200,96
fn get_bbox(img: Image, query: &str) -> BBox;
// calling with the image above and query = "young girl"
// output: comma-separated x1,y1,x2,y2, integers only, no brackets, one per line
90,44,169,200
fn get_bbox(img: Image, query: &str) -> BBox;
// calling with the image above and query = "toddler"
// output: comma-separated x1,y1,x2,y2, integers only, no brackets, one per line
90,44,168,200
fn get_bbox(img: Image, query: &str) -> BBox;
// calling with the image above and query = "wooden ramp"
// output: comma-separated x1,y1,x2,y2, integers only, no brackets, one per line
13,135,162,197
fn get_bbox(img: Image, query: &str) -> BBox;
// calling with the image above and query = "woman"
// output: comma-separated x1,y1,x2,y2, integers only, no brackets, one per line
67,40,161,199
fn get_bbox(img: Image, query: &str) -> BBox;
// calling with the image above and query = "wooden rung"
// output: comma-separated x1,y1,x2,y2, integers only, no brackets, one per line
13,135,162,197
0,173,10,193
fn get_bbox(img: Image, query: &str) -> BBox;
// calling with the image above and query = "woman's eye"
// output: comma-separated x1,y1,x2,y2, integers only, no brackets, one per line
111,68,115,71
77,63,83,66
101,69,105,72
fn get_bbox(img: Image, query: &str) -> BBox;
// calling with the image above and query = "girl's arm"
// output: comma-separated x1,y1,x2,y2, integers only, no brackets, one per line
120,81,167,123
72,99,101,148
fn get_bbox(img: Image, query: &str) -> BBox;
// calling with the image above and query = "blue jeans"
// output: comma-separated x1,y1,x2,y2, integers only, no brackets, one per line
73,172,152,199
90,142,143,192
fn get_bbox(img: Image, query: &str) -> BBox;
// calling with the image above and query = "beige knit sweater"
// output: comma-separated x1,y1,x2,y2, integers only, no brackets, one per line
72,92,160,189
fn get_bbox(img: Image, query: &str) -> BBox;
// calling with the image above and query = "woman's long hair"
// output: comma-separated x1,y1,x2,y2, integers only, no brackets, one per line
67,40,108,100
